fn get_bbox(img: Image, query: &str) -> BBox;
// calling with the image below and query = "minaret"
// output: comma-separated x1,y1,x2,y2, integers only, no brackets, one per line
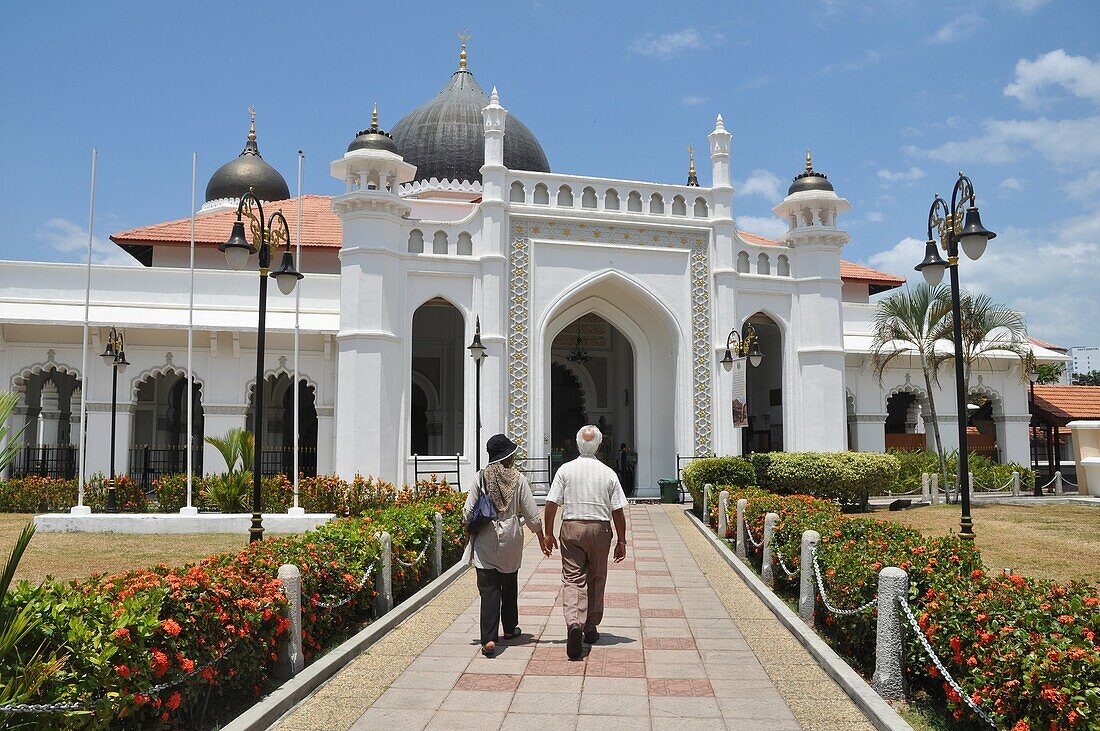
481,86,508,204
771,148,850,246
687,146,699,187
707,115,732,189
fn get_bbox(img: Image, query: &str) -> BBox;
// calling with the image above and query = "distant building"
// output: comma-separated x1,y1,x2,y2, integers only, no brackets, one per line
1069,346,1100,379
1029,337,1071,384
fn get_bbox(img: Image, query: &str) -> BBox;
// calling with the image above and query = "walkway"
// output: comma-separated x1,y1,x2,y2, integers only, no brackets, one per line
275,505,876,731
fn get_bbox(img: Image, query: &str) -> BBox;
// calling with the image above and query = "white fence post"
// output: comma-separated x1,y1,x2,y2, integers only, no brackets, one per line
1055,470,1063,495
760,512,779,589
275,564,304,679
703,483,713,525
375,531,393,615
1011,471,1020,497
717,490,730,540
735,498,748,559
431,512,443,579
968,471,974,499
921,473,930,502
930,473,939,505
871,567,909,701
799,530,820,623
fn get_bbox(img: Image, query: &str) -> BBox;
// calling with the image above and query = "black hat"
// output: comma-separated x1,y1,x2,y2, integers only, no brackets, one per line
486,434,519,465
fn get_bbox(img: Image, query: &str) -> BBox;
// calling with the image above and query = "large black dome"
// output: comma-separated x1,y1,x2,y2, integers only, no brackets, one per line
787,149,834,196
205,117,290,203
391,67,550,185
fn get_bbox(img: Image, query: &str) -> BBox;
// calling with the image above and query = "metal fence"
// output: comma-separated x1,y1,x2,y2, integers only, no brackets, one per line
412,454,461,490
259,447,318,479
514,454,562,493
128,445,203,493
9,445,77,479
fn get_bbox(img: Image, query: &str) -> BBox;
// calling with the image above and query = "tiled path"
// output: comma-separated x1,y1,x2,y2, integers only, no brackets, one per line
347,505,819,730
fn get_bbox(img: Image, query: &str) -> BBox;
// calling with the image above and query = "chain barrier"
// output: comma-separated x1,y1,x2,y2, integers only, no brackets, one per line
975,476,1014,493
743,518,764,549
897,596,996,728
810,547,877,616
1035,475,1057,494
395,543,430,569
313,560,379,610
771,542,799,578
1061,477,1079,490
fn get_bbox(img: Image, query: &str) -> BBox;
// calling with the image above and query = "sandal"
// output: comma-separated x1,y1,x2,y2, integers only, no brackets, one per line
481,641,496,657
502,627,523,640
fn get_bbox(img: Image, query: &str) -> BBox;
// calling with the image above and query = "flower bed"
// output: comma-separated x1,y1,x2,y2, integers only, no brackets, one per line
2,483,464,729
706,488,1100,729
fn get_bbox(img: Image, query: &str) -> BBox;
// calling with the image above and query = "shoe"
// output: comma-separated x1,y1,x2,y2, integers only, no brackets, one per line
584,629,599,644
567,625,583,660
502,627,523,640
481,641,495,657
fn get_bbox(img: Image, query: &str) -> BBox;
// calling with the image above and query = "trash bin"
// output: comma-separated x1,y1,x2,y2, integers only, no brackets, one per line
658,479,680,504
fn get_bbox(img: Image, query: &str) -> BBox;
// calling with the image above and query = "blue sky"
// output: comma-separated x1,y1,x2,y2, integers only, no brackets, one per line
1,0,1098,345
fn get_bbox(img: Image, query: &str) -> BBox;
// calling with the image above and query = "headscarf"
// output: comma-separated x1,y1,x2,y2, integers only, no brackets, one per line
482,461,519,515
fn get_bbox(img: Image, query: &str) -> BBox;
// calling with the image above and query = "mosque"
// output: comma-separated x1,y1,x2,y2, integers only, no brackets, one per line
0,45,1057,498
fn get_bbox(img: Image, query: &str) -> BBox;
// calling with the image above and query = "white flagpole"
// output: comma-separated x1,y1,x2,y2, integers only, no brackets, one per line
290,149,304,515
73,148,96,515
183,152,198,515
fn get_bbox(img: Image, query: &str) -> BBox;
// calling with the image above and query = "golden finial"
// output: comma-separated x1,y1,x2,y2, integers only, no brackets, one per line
458,30,470,70
372,102,379,128
688,145,696,177
248,105,256,142
805,147,813,173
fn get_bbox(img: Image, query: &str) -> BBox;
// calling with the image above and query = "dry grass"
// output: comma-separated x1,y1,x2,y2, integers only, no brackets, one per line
870,503,1100,585
1,514,250,584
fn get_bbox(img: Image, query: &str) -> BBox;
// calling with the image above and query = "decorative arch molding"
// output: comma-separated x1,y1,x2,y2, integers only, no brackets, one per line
967,377,1003,409
884,374,933,416
410,294,469,323
129,358,206,401
11,351,81,392
846,389,857,416
244,357,320,398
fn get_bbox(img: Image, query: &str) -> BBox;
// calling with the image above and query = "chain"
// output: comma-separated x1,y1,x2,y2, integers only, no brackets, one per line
1061,477,1079,490
395,543,430,569
771,542,799,578
313,560,378,610
810,547,877,616
897,597,996,728
743,518,763,548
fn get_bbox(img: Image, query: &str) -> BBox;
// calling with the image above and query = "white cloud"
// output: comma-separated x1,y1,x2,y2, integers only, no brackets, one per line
681,95,708,107
1004,49,1100,107
629,29,720,58
736,169,784,202
865,211,885,222
820,49,880,74
999,177,1025,191
876,166,926,182
735,215,787,240
1002,0,1052,13
926,12,983,44
908,116,1100,167
36,218,139,267
1064,169,1100,202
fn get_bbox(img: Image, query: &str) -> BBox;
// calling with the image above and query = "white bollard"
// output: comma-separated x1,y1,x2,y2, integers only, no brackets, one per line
760,512,779,589
1055,471,1063,495
375,531,393,615
276,564,304,679
703,483,713,526
930,473,939,505
969,471,975,499
1011,471,1020,497
921,473,930,502
871,567,909,701
799,530,820,623
431,512,443,579
735,498,748,559
717,490,730,540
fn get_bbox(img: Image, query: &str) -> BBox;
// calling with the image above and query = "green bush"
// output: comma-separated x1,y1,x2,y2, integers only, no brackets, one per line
85,473,147,513
750,451,900,509
681,457,756,504
0,476,76,512
888,449,1036,495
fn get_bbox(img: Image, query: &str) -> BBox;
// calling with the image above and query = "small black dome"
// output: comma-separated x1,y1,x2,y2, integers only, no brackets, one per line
348,105,399,154
391,66,550,185
787,150,834,196
205,116,290,203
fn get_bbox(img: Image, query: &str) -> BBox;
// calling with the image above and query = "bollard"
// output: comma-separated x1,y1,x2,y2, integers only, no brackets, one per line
799,530,820,623
1055,471,1063,495
760,512,779,589
703,483,713,526
374,531,393,615
921,473,930,502
871,567,909,701
717,490,730,540
275,564,304,679
431,512,443,579
1011,471,1020,497
930,473,939,505
735,498,748,559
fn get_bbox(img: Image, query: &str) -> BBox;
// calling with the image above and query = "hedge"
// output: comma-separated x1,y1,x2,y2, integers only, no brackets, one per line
749,451,900,509
681,456,756,505
887,449,1036,495
708,489,1100,730
2,483,464,729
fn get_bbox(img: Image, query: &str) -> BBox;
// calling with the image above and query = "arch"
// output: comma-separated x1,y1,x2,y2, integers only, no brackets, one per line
604,188,620,211
627,191,643,213
756,252,770,275
967,381,1003,462
742,311,784,453
736,251,751,273
12,357,82,449
245,371,319,477
557,185,574,207
671,195,687,216
509,180,526,203
408,229,424,253
649,193,665,215
533,182,550,205
129,361,205,402
432,230,448,255
12,355,81,391
410,297,465,457
693,197,709,218
846,389,857,450
581,186,598,209
456,232,473,256
776,254,791,277
131,366,204,480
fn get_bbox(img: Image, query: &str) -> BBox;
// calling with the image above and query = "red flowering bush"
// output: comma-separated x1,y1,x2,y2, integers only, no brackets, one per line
0,475,77,512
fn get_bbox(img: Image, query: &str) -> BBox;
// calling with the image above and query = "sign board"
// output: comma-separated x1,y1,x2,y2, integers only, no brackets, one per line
730,356,748,428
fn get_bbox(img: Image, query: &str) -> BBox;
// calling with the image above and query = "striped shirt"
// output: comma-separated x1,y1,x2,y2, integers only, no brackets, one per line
546,455,629,521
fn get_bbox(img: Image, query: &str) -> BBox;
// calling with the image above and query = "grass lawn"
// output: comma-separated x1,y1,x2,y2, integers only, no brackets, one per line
1,513,251,584
870,502,1100,585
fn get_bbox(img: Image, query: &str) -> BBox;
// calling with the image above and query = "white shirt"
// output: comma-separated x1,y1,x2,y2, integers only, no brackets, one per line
545,454,628,521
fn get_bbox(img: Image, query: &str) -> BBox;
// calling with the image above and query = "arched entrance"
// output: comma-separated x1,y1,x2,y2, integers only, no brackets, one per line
744,313,783,453
409,298,465,456
884,391,927,452
549,362,587,462
10,364,80,478
247,373,319,477
130,369,204,488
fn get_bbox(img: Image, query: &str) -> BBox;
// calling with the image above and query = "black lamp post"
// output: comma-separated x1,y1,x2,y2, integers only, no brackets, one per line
220,189,303,542
467,317,488,470
100,327,129,513
720,323,763,370
913,173,996,541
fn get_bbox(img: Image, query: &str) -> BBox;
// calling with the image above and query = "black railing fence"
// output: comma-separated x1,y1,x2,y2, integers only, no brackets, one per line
10,444,77,479
412,453,462,491
128,445,204,493
260,447,318,479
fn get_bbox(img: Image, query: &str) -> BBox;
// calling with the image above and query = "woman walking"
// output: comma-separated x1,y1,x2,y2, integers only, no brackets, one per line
463,434,546,657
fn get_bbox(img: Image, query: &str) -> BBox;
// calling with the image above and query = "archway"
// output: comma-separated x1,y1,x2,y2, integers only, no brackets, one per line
744,313,783,453
247,373,319,476
884,391,927,452
410,298,465,456
10,364,80,478
550,362,587,462
967,390,1000,462
131,370,204,487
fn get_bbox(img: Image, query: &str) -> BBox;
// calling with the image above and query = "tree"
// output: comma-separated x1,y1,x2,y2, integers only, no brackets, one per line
1035,362,1065,385
1073,370,1100,386
203,427,255,512
870,283,952,497
931,290,1031,399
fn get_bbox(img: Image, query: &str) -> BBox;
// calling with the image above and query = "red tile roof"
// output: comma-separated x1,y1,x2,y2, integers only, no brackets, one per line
1028,336,1066,353
838,260,906,288
1033,385,1100,423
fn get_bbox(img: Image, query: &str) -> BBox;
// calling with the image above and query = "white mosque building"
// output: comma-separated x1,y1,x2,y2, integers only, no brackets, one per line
0,48,1059,497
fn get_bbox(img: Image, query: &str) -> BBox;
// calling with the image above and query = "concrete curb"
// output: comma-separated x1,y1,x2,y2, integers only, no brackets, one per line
222,559,470,731
684,510,913,731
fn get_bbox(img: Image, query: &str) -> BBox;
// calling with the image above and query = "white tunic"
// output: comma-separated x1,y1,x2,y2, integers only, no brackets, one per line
462,471,543,574
545,454,629,521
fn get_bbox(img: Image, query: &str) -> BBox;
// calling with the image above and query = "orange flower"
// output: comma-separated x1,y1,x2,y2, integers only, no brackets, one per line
166,691,181,710
161,618,182,637
115,664,131,679
111,627,131,641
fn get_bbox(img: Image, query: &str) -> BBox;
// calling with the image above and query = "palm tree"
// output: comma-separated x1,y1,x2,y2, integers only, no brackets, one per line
870,283,952,497
202,428,255,513
931,291,1030,402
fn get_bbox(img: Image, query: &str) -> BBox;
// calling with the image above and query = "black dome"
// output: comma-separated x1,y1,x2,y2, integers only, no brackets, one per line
787,149,834,196
205,120,290,203
348,105,399,154
390,68,550,185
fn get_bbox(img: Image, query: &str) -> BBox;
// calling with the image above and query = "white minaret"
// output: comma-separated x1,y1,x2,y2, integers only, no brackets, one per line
481,86,507,202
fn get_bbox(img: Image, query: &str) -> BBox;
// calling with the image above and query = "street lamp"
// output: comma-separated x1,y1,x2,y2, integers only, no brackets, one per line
99,327,130,513
467,316,488,470
913,173,996,541
720,323,763,370
220,189,303,542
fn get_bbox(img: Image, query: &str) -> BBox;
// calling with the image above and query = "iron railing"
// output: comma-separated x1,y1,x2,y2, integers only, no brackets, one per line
412,453,461,491
128,445,203,493
9,445,77,479
260,447,318,479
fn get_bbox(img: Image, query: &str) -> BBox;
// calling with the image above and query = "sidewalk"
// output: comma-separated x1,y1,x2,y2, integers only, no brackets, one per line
276,505,876,730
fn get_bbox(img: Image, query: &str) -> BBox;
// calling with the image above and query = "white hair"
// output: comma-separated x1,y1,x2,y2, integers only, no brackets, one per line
576,425,602,456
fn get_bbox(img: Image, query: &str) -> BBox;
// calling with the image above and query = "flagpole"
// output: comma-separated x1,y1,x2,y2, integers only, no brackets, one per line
72,148,96,515
289,149,304,516
183,152,198,515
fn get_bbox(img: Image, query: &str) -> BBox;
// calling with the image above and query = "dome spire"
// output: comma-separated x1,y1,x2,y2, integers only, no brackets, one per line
372,102,379,128
687,145,699,186
458,30,470,71
248,105,256,143
805,147,813,173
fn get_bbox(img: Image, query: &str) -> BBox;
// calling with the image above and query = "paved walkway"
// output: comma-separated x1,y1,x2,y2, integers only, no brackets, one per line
276,505,874,730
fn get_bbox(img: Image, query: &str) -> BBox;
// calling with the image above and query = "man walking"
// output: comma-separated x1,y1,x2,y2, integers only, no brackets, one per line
544,425,628,660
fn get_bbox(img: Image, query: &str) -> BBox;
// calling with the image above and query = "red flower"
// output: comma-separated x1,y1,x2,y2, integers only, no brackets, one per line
112,627,131,641
1057,614,1075,625
114,664,131,679
161,618,182,637
166,691,181,710
150,649,170,678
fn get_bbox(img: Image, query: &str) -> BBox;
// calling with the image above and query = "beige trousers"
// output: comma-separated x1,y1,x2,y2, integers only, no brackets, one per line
559,519,613,631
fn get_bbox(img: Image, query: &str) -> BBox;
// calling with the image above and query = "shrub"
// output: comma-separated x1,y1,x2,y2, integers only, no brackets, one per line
750,452,900,509
85,473,147,513
152,473,189,512
0,476,77,512
681,457,756,504
888,449,1036,495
